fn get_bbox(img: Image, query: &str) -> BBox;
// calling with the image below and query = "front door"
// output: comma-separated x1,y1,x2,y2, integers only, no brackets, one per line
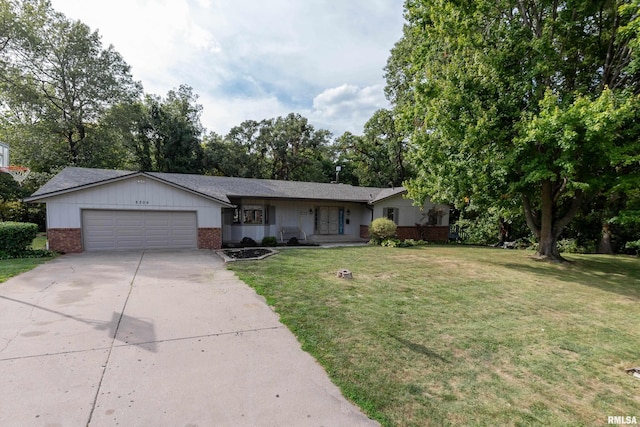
318,207,340,235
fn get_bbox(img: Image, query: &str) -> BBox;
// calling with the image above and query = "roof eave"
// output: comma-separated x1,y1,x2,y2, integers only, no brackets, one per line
25,171,234,207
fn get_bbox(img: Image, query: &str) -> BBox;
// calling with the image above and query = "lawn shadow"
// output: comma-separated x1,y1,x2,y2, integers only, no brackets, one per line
389,334,450,363
498,255,640,300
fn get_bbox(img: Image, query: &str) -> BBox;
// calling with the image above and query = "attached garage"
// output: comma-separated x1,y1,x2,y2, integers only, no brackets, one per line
82,210,197,251
24,169,231,253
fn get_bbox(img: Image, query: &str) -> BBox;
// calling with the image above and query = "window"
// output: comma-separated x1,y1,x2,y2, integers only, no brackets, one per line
243,205,263,224
227,204,275,225
383,207,399,225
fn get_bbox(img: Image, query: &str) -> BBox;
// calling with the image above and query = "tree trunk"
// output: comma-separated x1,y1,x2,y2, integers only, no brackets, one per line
597,223,614,254
522,180,583,263
535,179,564,260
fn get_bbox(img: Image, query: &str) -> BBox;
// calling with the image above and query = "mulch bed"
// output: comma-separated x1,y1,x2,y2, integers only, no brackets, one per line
222,248,274,259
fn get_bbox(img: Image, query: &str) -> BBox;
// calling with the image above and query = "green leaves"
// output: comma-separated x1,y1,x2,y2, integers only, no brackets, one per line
0,0,141,170
387,0,640,258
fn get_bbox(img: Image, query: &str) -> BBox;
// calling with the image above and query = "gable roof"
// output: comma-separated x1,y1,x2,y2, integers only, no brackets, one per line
25,167,405,205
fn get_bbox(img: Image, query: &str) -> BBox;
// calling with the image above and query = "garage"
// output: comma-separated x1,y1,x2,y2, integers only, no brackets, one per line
82,210,197,251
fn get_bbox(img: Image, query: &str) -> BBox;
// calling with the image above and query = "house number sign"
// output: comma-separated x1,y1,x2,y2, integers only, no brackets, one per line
135,200,150,205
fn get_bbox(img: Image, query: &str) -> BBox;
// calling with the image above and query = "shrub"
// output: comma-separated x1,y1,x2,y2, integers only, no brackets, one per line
380,238,428,248
381,238,400,247
0,222,39,258
557,238,596,254
240,237,257,247
287,237,299,246
625,240,640,256
369,218,397,244
261,236,278,247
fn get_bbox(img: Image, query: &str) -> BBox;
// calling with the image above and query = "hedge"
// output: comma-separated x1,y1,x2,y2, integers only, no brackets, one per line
0,222,38,258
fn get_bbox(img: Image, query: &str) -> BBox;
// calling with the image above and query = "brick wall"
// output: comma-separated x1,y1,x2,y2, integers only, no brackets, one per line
48,228,82,253
360,225,369,239
397,225,449,241
360,225,449,242
198,228,222,250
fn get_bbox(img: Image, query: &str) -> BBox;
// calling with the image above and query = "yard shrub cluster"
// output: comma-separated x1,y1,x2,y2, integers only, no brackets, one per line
240,237,258,247
380,238,427,248
0,222,53,259
261,236,277,247
626,239,640,256
368,218,397,244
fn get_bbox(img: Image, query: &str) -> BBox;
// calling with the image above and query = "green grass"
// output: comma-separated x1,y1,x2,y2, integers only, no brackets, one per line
0,235,52,283
229,245,640,427
0,257,51,283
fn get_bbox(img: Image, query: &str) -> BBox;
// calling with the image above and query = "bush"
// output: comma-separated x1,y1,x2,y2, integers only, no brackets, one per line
287,237,299,246
625,240,640,256
0,222,38,258
261,236,278,247
380,238,428,248
369,218,397,244
381,238,401,247
557,238,596,254
240,237,257,247
0,248,56,260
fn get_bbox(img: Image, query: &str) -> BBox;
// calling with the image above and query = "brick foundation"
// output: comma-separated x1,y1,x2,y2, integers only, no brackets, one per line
48,228,83,253
198,228,222,250
360,225,369,239
360,225,450,242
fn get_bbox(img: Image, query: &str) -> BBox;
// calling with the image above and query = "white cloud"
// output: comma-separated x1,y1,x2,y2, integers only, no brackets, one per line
49,0,405,137
199,94,290,136
308,84,389,135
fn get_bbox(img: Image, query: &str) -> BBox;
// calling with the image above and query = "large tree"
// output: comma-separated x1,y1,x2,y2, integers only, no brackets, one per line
0,0,141,170
209,114,334,182
336,108,412,187
131,85,205,173
388,0,640,261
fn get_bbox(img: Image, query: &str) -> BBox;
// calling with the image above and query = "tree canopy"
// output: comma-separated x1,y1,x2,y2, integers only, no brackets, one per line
0,0,141,171
387,0,640,260
204,113,334,182
336,109,412,187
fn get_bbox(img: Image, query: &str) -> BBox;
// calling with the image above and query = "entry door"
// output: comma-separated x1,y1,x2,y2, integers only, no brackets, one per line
318,207,340,235
328,207,340,234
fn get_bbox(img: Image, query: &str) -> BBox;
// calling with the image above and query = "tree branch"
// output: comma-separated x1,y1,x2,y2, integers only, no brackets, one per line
552,190,583,236
522,194,541,238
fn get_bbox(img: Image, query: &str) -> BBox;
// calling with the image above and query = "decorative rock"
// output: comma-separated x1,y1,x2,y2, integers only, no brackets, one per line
337,269,353,279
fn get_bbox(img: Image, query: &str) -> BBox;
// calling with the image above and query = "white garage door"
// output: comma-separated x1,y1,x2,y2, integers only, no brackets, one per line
82,210,197,251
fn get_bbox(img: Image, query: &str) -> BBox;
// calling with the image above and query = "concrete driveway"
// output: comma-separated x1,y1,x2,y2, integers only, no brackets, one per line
0,250,377,426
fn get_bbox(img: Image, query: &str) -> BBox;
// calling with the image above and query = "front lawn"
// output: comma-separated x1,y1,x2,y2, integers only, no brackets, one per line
0,257,51,283
229,245,640,426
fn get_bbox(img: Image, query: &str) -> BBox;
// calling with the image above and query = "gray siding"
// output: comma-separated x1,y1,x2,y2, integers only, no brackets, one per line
43,177,223,228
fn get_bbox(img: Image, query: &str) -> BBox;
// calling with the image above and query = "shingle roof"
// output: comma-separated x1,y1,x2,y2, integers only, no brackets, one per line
371,186,407,202
27,167,404,204
29,167,135,197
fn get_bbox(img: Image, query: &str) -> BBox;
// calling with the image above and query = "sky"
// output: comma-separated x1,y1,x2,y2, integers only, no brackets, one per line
48,0,406,138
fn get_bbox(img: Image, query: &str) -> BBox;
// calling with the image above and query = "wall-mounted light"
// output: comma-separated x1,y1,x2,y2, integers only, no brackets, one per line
309,208,313,215
346,209,351,216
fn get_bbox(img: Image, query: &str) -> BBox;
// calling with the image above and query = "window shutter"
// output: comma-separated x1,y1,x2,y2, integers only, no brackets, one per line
266,205,276,225
222,208,234,225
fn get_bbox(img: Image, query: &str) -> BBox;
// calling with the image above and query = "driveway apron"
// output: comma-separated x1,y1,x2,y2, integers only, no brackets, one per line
0,250,377,426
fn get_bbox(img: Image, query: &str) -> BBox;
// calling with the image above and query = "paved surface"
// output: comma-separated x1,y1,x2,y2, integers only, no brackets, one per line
0,250,378,426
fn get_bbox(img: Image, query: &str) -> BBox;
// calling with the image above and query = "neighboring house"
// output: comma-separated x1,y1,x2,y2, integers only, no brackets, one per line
24,167,450,253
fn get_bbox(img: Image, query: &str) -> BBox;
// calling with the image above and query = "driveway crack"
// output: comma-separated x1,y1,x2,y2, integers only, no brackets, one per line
86,250,145,426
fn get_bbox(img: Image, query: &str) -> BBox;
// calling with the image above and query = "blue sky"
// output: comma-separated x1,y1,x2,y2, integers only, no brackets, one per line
49,0,406,138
